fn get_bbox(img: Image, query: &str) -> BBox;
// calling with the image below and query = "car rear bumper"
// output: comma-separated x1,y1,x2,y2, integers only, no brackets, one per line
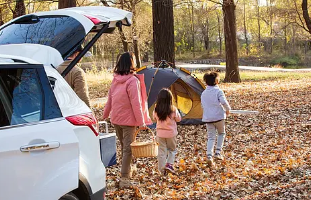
91,187,107,200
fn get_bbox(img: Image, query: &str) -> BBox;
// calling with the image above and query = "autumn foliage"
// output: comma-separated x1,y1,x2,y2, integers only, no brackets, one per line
92,75,311,199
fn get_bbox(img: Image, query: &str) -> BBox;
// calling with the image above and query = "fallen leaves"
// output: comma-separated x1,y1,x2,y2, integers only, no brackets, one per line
92,77,311,199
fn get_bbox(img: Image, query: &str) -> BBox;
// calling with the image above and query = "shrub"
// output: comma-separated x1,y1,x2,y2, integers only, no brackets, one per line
271,56,300,67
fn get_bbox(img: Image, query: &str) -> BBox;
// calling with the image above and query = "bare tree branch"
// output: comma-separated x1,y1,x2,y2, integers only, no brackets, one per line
293,18,311,32
207,0,222,5
302,0,311,33
292,0,307,31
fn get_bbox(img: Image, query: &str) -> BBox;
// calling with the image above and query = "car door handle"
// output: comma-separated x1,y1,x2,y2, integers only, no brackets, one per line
20,142,60,152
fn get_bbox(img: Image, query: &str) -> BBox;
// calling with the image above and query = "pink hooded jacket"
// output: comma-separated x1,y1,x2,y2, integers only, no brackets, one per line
103,73,152,127
153,106,182,138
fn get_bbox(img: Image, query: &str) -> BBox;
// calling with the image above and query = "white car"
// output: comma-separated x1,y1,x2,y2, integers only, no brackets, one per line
0,6,132,200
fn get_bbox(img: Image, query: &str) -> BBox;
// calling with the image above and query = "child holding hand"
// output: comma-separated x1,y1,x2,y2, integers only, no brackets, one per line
153,88,181,174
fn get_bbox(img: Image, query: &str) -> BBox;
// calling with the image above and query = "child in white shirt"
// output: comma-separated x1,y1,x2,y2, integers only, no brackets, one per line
201,71,231,166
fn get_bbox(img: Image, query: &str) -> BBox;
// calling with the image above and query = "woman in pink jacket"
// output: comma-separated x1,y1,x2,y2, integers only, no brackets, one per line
103,52,151,188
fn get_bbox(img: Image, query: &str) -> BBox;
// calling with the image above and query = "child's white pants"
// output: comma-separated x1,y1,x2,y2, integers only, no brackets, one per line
206,120,226,156
157,136,177,172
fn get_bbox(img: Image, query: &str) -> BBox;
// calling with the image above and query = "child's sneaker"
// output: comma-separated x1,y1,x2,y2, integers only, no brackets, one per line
165,163,176,174
214,153,224,161
207,154,214,167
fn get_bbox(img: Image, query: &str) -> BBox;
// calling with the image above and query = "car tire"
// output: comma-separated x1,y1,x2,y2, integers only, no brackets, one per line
59,192,79,200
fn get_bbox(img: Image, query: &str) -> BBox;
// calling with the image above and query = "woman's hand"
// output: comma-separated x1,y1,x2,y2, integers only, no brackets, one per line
139,124,148,130
103,118,110,122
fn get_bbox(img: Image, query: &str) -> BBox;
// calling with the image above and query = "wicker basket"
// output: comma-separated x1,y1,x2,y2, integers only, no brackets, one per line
130,127,158,158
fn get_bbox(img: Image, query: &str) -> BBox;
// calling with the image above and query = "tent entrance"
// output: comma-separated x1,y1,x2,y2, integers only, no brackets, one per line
170,79,193,117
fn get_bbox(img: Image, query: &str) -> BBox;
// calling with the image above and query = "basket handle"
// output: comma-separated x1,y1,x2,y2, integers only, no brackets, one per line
134,127,156,141
98,121,109,135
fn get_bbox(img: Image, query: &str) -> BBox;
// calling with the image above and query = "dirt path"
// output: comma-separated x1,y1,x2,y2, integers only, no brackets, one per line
177,63,311,72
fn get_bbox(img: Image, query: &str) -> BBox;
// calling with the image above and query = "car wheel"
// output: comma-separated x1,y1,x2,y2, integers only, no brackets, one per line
59,192,79,200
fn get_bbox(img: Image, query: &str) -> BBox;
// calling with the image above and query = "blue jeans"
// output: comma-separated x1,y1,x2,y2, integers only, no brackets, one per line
206,120,226,156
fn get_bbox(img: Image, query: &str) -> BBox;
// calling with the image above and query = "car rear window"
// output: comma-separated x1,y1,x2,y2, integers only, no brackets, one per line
0,16,85,59
0,65,62,127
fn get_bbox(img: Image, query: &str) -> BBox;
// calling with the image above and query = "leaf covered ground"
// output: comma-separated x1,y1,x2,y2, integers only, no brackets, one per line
91,76,311,200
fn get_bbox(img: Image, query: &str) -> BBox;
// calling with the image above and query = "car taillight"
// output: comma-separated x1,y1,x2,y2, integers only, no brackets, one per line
66,113,99,136
84,15,101,25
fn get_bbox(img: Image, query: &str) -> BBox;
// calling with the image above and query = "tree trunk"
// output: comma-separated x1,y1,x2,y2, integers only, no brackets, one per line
243,0,249,55
13,0,25,18
58,0,76,9
191,3,195,58
291,26,296,55
223,0,241,83
284,17,287,55
302,0,311,34
118,27,129,52
256,0,261,50
152,0,175,67
133,37,141,68
142,52,149,62
269,21,273,54
204,18,210,53
131,4,141,68
217,12,222,56
267,0,273,54
0,7,5,25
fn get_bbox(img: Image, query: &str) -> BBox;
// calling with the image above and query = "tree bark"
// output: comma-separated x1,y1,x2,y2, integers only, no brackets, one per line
217,12,222,56
118,26,129,52
191,2,195,58
58,0,76,9
243,0,249,55
204,18,210,53
133,37,141,68
267,0,273,54
302,0,311,34
284,17,287,55
131,3,141,68
152,0,175,67
223,0,241,83
256,0,261,50
13,0,25,18
0,7,5,25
